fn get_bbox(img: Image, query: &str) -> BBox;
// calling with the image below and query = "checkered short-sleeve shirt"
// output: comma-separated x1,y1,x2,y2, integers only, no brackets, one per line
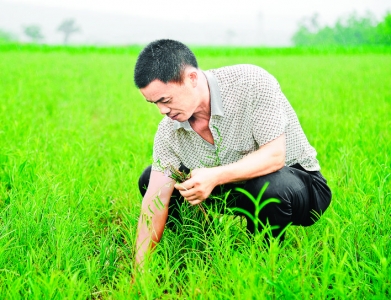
152,64,320,173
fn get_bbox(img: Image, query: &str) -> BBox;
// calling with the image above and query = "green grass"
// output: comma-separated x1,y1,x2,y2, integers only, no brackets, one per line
0,45,390,299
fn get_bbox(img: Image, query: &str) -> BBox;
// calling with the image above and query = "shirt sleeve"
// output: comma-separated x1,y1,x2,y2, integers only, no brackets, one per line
251,71,288,146
151,122,181,172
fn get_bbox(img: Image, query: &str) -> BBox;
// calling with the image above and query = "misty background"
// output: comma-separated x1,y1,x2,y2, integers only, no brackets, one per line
1,0,390,46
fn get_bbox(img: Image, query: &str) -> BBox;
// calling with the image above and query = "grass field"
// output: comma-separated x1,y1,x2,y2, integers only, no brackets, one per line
0,45,390,299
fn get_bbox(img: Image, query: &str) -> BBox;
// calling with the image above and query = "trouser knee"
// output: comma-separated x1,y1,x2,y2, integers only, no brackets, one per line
138,165,152,197
240,168,293,236
243,170,291,215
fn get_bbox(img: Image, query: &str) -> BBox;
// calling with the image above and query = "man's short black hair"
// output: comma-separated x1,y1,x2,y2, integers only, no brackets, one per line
134,39,198,89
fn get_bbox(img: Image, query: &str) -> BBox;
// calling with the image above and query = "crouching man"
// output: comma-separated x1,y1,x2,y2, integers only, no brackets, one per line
133,39,332,268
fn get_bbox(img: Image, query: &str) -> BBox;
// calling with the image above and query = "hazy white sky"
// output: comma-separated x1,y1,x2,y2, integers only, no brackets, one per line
3,0,391,23
2,0,390,45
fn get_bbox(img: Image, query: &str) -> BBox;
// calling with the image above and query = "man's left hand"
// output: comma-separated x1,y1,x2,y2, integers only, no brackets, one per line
174,168,220,205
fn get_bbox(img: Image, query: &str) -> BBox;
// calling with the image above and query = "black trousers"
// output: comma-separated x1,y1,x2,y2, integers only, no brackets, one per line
138,164,332,239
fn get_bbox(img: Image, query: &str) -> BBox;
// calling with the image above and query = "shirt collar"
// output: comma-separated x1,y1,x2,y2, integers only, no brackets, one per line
173,70,224,131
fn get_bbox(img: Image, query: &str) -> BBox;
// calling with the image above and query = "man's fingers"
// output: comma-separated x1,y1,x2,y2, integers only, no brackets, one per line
180,190,198,200
174,182,193,191
187,199,202,206
178,189,193,198
184,194,199,201
180,177,196,188
174,180,205,202
178,189,203,202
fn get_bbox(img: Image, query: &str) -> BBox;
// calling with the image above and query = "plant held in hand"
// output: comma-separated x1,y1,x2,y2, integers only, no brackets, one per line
165,164,210,223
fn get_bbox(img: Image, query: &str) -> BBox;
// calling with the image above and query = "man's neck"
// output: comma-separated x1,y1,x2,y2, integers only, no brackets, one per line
191,70,211,122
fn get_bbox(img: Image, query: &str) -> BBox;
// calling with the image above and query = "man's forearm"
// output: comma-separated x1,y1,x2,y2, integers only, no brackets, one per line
134,206,168,268
133,170,175,269
215,134,286,185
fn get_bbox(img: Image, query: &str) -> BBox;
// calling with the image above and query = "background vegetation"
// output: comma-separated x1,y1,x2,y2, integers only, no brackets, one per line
0,29,17,44
0,44,390,298
2,10,391,47
293,11,391,46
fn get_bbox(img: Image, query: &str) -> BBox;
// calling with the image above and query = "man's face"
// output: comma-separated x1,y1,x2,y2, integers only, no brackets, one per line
140,75,199,122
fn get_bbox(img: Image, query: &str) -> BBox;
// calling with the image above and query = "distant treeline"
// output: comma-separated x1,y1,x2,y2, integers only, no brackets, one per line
0,29,16,43
1,43,391,55
0,19,80,44
293,12,391,46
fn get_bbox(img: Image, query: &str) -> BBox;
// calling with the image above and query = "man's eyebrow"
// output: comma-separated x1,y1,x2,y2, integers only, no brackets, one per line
146,97,166,103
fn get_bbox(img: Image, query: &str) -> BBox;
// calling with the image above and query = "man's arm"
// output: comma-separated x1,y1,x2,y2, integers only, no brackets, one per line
175,133,286,205
134,170,175,268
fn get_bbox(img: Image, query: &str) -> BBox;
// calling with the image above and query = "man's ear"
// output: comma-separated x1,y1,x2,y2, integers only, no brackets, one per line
188,70,198,87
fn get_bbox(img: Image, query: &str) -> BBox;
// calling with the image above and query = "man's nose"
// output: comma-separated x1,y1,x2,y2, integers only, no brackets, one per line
156,103,170,115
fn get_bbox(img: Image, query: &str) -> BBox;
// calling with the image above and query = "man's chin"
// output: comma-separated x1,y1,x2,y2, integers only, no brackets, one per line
172,114,189,122
168,113,180,121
